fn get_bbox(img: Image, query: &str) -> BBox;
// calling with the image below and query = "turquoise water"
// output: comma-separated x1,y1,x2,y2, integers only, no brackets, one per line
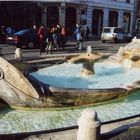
30,62,140,89
0,90,140,134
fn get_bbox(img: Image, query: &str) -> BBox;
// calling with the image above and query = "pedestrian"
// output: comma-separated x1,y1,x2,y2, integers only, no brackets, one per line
74,24,83,51
84,26,90,40
5,26,13,35
33,25,40,48
61,27,65,37
0,26,6,44
46,27,53,54
37,25,45,55
51,25,59,51
56,24,62,49
33,25,38,34
60,27,66,49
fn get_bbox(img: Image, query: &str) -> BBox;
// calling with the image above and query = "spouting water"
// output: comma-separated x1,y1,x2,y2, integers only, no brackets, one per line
123,59,132,69
87,46,92,54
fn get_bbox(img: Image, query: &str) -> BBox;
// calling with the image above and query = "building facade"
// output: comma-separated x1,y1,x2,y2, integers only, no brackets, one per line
135,0,140,34
0,0,135,36
38,0,135,36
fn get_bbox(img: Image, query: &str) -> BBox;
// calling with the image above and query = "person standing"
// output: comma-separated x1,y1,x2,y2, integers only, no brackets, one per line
51,25,59,51
60,27,66,49
56,24,62,49
5,26,13,35
33,25,40,48
84,26,90,41
74,24,83,51
0,26,6,44
46,27,53,54
37,25,45,55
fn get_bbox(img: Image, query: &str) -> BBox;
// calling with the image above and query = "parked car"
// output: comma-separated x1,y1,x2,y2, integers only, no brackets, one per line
6,29,39,49
101,27,132,43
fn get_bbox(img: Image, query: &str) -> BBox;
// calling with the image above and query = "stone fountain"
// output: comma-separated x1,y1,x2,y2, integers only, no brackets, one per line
1,40,140,108
67,46,103,77
108,38,140,67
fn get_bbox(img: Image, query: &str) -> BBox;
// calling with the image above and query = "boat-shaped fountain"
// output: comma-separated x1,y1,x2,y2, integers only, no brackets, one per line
0,41,140,108
0,40,140,138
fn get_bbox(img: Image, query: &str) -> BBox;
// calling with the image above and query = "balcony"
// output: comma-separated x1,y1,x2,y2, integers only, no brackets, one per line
93,0,134,11
64,0,86,3
35,0,86,4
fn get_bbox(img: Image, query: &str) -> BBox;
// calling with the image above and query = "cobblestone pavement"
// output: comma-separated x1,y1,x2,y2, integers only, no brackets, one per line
108,127,140,140
0,40,128,60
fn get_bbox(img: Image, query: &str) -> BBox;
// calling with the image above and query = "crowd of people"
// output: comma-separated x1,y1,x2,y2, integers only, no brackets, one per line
34,23,90,54
34,24,66,54
0,23,90,54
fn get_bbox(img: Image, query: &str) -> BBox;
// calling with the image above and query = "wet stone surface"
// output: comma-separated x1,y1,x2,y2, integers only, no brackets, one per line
108,127,140,140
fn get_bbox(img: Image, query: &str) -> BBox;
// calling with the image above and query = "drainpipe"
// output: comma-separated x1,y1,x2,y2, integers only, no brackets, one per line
130,12,134,33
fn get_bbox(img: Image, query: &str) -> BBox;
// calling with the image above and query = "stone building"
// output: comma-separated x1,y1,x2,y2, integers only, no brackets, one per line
0,0,135,36
135,0,140,34
38,0,135,36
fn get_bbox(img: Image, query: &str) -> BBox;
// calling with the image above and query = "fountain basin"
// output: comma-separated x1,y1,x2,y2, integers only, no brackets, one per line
47,86,127,106
1,39,140,108
1,42,140,136
0,54,140,108
28,61,140,107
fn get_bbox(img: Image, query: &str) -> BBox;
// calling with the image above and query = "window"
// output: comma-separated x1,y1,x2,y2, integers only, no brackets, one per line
126,0,130,3
103,28,111,33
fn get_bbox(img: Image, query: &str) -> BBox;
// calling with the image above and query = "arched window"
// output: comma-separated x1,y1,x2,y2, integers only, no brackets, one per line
123,12,131,33
126,0,130,3
47,6,59,27
92,9,103,35
109,11,118,27
65,7,76,35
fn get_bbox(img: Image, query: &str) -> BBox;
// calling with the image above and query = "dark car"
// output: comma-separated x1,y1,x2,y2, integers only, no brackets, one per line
6,29,39,49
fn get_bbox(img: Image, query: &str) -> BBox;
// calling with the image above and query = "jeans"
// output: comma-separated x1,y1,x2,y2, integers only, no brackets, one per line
46,41,52,53
77,40,83,50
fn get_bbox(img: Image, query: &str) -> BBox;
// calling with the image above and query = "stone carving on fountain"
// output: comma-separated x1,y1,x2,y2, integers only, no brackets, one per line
68,46,104,77
108,38,140,68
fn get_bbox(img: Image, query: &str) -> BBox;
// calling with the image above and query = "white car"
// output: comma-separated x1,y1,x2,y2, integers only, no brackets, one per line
101,27,132,43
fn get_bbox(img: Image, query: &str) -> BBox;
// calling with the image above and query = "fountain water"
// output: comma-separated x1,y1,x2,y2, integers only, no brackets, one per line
0,90,140,134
